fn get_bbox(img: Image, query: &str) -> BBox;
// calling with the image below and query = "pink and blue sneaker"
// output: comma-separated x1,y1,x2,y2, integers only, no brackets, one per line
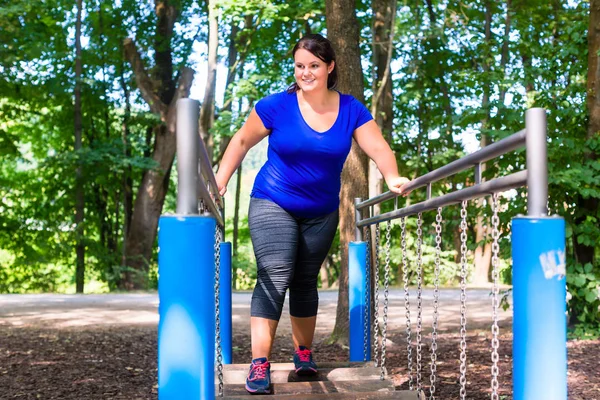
245,357,272,394
293,346,318,376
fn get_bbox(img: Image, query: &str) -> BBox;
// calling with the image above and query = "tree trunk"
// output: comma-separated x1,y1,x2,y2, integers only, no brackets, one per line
199,0,218,162
215,14,256,165
320,257,331,289
369,0,396,219
498,0,512,107
572,0,600,323
120,62,133,268
74,0,85,293
472,0,493,286
120,0,195,289
326,0,369,345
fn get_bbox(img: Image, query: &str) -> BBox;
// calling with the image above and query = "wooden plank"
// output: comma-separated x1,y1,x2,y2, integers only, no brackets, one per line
222,379,396,396
222,361,375,372
221,366,383,384
223,389,423,399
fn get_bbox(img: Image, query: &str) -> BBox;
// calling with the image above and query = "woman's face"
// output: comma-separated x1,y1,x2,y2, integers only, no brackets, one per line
294,48,334,93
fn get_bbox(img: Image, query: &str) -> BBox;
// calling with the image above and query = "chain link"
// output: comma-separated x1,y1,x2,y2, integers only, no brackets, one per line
416,213,424,392
400,217,413,390
214,226,224,397
459,200,468,400
199,199,206,214
491,194,501,400
381,221,392,380
373,224,381,367
429,207,443,400
364,226,372,362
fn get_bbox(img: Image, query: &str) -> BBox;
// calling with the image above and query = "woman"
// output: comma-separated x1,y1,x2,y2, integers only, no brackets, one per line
216,33,409,395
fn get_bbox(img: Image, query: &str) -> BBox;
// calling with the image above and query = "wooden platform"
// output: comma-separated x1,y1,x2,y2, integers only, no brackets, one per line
216,361,424,399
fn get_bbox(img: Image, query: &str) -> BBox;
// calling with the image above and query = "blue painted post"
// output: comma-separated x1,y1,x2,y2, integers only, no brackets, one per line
158,215,216,400
219,241,232,364
349,241,370,361
512,217,567,400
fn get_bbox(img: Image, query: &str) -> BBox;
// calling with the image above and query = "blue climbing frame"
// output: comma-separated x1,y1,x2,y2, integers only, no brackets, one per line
158,100,566,400
349,108,567,400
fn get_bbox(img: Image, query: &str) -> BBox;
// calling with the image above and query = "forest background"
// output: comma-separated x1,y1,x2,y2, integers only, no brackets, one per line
0,0,599,338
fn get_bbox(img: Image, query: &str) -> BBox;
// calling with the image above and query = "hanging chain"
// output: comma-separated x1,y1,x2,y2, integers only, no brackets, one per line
373,224,381,367
381,221,392,380
199,199,206,214
214,225,224,397
400,217,413,390
364,226,372,362
491,194,501,400
416,213,424,392
459,200,468,400
429,207,443,400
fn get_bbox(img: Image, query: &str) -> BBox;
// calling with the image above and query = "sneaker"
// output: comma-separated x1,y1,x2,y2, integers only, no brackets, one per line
245,357,272,394
293,346,318,376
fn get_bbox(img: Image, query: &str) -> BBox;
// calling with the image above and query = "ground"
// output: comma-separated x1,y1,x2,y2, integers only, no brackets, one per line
1,291,598,400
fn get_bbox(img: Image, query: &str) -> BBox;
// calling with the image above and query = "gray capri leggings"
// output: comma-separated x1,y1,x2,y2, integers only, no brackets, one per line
248,197,339,321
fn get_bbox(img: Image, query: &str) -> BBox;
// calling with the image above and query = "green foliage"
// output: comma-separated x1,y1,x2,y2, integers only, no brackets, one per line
0,0,598,335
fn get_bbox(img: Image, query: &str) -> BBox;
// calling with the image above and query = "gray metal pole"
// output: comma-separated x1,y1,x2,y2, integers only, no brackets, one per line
526,108,548,217
176,98,200,215
354,198,363,242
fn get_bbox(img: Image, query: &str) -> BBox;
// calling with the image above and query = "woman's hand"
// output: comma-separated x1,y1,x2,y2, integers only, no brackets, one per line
216,174,228,196
386,176,412,196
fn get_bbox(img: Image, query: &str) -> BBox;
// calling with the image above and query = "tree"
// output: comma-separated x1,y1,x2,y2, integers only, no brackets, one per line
74,0,85,293
369,0,396,219
199,0,219,162
120,0,195,289
325,0,369,344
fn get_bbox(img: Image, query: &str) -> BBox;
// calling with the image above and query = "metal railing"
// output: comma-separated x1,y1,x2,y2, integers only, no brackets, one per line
354,108,547,238
175,98,225,226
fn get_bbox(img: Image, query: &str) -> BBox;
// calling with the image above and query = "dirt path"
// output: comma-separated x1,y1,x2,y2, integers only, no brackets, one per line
1,291,598,400
0,288,512,333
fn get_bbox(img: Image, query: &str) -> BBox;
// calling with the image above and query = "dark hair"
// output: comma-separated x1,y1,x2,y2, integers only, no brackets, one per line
287,34,338,93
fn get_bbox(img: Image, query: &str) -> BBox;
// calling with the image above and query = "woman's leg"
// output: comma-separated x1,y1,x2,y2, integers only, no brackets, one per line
290,315,317,349
251,317,279,359
248,198,299,359
289,209,339,349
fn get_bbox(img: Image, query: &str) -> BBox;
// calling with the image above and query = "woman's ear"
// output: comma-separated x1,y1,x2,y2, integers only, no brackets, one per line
328,61,335,74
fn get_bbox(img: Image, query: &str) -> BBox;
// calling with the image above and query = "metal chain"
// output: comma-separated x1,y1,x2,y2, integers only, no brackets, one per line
199,199,206,214
429,208,443,400
214,226,224,397
416,213,424,392
459,200,469,400
381,221,392,380
364,226,372,362
490,194,501,400
373,224,381,367
400,217,413,390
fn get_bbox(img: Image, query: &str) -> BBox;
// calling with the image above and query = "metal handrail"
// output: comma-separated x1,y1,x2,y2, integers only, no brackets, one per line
176,98,225,227
354,108,547,238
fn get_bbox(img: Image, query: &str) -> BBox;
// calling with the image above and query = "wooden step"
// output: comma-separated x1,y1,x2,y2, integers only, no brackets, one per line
221,366,384,384
222,361,376,371
221,379,395,396
216,361,424,399
222,389,423,399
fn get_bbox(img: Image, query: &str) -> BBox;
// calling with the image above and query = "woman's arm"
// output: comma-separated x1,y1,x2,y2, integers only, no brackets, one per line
354,120,411,195
215,108,270,195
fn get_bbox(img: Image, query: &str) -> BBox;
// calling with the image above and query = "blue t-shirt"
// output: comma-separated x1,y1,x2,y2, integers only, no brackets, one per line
251,90,373,218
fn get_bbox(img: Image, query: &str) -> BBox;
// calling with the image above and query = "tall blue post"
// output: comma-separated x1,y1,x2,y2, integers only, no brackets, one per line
349,241,371,361
158,215,216,400
512,106,566,400
512,217,567,400
219,241,232,364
